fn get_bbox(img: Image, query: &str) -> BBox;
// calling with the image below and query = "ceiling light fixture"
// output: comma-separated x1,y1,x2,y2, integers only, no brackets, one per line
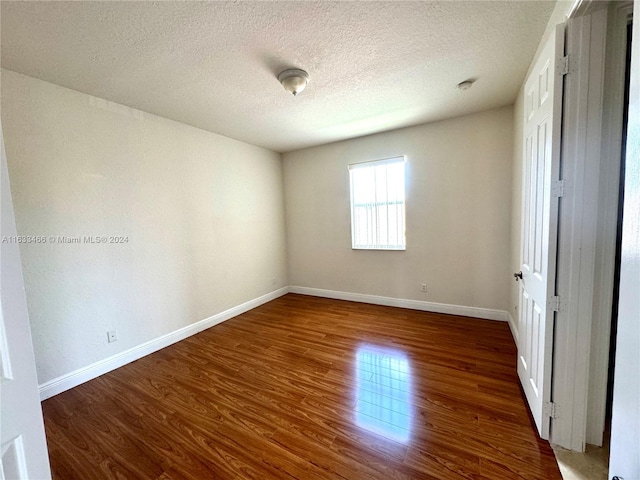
278,69,309,96
457,79,475,91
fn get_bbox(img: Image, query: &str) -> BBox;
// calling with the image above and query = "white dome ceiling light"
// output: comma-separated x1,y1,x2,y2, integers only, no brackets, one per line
278,69,309,96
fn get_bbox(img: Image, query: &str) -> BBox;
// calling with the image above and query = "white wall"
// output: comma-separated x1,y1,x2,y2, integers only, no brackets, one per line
1,70,288,385
283,106,513,313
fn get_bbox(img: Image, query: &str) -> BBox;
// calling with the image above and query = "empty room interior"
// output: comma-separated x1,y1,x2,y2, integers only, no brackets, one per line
1,1,639,480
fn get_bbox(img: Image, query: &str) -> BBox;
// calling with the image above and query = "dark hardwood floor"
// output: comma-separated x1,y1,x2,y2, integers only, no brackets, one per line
42,294,561,479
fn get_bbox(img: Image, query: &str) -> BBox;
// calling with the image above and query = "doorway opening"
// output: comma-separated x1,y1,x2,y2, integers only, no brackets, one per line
603,17,633,460
552,2,634,478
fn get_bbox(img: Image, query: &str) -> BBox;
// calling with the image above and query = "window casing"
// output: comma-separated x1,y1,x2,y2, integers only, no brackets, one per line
349,157,406,250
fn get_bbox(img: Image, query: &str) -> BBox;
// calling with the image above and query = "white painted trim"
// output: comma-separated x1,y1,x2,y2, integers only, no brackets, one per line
38,287,289,400
508,312,519,344
570,0,609,19
289,286,509,322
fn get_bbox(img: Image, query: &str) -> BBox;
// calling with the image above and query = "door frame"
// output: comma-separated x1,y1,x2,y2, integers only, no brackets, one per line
585,0,633,447
550,0,633,451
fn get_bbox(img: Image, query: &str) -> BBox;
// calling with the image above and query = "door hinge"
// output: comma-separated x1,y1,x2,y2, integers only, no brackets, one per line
552,180,566,198
557,55,571,76
549,295,564,312
544,401,559,419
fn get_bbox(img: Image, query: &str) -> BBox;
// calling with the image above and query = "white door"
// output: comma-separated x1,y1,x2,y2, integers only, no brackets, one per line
0,123,52,479
517,24,565,440
609,4,639,478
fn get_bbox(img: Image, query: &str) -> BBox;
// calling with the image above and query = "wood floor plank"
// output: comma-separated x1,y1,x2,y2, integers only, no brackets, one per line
43,294,561,479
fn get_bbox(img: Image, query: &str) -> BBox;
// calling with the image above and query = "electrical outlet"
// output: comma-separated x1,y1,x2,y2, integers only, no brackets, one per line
421,283,427,292
107,330,118,343
272,277,276,285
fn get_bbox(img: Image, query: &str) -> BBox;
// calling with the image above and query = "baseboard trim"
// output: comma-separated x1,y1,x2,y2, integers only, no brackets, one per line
507,312,519,344
38,287,289,400
289,286,509,322
39,286,511,400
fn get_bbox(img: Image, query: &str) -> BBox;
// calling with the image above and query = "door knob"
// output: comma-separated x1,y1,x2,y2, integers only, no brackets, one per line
514,271,523,281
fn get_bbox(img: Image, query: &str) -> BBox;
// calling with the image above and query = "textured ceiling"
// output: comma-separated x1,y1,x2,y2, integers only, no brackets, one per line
1,1,556,152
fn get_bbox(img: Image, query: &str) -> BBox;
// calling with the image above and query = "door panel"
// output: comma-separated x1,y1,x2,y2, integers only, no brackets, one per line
518,24,565,440
0,122,51,478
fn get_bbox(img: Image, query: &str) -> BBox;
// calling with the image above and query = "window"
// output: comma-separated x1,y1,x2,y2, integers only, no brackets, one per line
349,156,406,250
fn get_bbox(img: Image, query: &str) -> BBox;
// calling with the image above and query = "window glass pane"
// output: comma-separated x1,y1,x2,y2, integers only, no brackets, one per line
349,157,405,250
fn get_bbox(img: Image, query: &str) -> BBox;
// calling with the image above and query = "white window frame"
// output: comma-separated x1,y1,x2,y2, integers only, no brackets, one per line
348,156,406,251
